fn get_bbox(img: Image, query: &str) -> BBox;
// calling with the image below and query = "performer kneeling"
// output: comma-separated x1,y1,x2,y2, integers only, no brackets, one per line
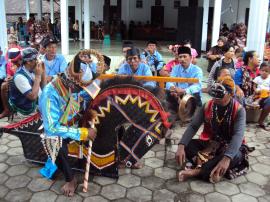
39,52,97,196
176,76,252,183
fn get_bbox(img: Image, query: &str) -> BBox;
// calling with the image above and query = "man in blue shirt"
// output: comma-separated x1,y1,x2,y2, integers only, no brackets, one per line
166,46,203,121
118,47,156,88
140,41,164,76
41,36,68,82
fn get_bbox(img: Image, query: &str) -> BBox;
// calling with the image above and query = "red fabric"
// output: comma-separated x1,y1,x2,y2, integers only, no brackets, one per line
91,87,171,128
199,100,245,143
3,113,41,130
246,66,260,79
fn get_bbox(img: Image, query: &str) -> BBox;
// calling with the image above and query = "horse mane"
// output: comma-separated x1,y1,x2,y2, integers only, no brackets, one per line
99,76,167,104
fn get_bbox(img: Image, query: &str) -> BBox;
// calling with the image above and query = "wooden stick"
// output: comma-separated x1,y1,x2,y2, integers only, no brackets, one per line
83,140,93,193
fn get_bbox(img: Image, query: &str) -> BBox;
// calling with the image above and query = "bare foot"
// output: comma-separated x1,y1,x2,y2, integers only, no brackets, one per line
61,177,77,197
131,162,143,169
178,169,200,182
209,174,222,183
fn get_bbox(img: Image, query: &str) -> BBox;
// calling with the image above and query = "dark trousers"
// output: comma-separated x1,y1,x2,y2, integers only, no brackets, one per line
185,139,243,181
55,140,74,182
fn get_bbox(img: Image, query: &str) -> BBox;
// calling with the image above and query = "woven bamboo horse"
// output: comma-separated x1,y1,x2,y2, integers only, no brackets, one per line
0,50,199,178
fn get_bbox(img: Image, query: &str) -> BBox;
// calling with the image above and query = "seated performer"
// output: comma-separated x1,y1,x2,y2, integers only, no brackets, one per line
118,47,156,88
176,76,250,183
41,35,68,82
140,40,164,76
39,52,97,197
5,48,46,117
166,46,203,122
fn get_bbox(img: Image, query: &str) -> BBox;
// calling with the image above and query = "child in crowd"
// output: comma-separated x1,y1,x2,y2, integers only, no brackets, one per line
252,62,270,130
235,48,244,69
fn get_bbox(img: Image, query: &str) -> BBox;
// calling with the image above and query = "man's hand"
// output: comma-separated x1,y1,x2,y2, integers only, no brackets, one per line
34,62,43,76
88,128,97,141
210,156,231,179
175,144,186,167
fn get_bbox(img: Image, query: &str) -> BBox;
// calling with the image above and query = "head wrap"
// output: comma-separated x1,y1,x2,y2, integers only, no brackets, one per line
126,48,140,57
217,76,235,95
178,46,191,56
22,48,38,62
8,48,22,62
210,76,235,99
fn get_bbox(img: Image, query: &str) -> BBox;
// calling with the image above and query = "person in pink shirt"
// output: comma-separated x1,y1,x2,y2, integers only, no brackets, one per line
159,44,180,76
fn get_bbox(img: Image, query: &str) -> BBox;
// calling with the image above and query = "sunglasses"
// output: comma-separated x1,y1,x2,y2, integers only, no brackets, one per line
127,56,139,61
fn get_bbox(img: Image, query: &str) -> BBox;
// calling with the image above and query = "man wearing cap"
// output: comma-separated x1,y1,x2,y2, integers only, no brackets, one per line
0,47,22,118
166,46,203,121
140,41,164,75
118,47,156,88
6,48,46,117
176,76,249,183
39,51,97,197
41,36,68,82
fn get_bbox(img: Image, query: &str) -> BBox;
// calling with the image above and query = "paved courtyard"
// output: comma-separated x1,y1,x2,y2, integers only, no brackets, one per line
0,116,269,202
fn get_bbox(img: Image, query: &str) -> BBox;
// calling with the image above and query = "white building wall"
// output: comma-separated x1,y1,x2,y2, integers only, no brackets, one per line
75,0,251,29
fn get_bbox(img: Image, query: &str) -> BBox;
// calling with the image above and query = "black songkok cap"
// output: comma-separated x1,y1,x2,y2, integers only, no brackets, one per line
103,55,111,67
178,46,191,56
126,48,140,57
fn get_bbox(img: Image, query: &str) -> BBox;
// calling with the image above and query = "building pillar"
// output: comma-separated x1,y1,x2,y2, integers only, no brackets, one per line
60,0,69,55
84,0,90,49
211,0,222,47
201,0,209,51
0,0,7,54
25,0,30,20
50,0,54,23
37,0,42,20
103,0,111,46
126,0,130,30
75,0,82,40
116,0,122,41
246,0,269,60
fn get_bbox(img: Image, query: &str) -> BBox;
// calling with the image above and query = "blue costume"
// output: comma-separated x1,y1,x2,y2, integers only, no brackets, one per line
118,62,156,88
140,50,164,71
166,63,203,98
42,54,68,76
39,80,86,141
